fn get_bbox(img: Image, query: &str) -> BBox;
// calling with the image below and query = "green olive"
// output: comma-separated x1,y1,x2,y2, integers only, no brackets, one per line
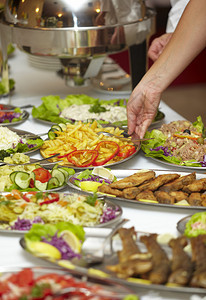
197,137,204,144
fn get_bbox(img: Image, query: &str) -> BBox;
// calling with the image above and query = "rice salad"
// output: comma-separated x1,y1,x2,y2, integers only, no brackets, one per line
142,117,206,167
0,126,25,150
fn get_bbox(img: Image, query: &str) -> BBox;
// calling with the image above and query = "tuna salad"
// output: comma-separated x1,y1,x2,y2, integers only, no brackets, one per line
141,117,206,167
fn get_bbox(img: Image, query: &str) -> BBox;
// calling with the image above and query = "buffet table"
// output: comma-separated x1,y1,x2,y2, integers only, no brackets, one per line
0,49,205,300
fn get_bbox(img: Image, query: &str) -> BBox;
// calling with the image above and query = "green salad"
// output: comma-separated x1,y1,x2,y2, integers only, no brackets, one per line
32,94,163,127
184,212,206,238
141,116,206,167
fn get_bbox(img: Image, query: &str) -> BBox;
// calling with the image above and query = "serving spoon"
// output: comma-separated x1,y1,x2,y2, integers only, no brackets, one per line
97,131,153,143
80,218,129,265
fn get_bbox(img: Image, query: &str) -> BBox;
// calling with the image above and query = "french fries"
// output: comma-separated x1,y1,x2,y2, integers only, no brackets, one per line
40,121,136,166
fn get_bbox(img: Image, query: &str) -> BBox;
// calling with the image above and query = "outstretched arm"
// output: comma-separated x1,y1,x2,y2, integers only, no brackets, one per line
127,0,206,139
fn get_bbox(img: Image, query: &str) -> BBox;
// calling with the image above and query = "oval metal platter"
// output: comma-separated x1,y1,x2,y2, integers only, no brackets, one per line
0,104,29,126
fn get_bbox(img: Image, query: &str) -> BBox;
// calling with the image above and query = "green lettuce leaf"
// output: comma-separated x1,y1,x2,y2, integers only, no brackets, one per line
25,222,85,243
193,116,205,137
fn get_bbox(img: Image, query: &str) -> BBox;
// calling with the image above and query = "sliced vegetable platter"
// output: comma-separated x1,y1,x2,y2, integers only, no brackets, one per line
67,169,206,210
31,94,165,128
19,224,206,295
0,191,122,233
39,121,140,169
0,163,74,192
141,116,206,169
0,266,133,299
0,104,29,126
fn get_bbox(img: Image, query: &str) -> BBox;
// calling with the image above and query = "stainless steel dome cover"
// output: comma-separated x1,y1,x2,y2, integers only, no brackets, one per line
1,0,155,55
0,0,155,86
4,0,147,29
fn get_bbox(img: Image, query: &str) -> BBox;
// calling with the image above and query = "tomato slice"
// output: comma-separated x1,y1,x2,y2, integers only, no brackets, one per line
8,268,34,287
93,141,119,166
67,150,99,167
33,168,52,183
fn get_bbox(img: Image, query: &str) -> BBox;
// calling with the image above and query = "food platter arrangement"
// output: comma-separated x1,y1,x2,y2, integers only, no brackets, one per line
0,88,206,299
31,94,165,128
141,117,206,169
0,191,122,233
67,168,206,210
18,222,206,295
0,266,133,299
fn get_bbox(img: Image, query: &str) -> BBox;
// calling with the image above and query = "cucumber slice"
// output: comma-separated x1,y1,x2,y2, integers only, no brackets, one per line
34,180,48,191
58,168,69,180
48,129,56,140
10,171,19,183
30,171,35,181
59,123,67,131
47,177,60,190
51,124,62,132
52,169,65,186
14,171,30,189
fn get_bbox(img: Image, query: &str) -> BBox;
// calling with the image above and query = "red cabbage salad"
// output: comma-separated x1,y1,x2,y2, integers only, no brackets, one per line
0,106,23,123
24,222,85,260
141,116,206,167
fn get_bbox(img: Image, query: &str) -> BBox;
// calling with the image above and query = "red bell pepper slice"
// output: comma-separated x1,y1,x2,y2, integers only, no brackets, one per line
117,144,136,158
39,193,60,205
67,150,99,167
93,141,120,166
22,191,37,202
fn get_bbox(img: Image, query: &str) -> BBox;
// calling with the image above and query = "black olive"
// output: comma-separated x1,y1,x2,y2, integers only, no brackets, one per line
183,129,191,134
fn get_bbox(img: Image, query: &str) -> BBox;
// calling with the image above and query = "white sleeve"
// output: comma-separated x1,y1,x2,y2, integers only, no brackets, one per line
166,0,190,33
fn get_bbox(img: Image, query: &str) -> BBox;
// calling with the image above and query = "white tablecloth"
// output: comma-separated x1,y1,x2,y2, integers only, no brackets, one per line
0,49,205,300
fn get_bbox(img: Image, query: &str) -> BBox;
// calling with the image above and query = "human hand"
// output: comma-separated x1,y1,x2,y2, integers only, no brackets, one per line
127,83,161,139
148,33,172,62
